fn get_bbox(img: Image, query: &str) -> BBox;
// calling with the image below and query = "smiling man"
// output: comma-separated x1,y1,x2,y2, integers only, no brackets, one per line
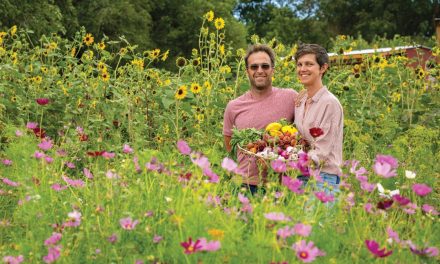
223,44,298,194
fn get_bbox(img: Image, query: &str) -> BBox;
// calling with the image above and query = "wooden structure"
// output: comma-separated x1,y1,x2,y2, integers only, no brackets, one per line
328,45,434,69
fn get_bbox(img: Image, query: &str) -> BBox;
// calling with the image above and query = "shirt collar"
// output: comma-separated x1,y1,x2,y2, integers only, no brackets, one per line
309,86,328,103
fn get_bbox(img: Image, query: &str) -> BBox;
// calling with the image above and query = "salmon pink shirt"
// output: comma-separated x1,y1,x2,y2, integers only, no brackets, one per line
294,86,343,175
223,87,297,185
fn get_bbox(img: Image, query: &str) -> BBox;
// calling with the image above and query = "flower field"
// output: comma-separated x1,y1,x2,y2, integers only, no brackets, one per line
1,12,439,263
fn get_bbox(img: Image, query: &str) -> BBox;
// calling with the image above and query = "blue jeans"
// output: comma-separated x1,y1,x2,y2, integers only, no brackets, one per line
297,172,340,196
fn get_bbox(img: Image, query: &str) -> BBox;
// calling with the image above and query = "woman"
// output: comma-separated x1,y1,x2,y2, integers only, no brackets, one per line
294,44,343,194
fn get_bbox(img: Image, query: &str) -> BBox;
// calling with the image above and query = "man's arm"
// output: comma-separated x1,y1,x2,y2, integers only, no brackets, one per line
224,135,232,152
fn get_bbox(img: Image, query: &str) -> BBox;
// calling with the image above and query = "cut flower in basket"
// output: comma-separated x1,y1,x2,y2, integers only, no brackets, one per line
231,119,303,162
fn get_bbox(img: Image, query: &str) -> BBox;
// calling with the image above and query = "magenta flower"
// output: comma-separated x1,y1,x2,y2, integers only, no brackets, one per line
293,223,312,237
271,159,287,173
15,130,23,137
38,139,53,151
44,156,54,164
44,232,62,246
412,183,432,196
402,202,418,215
373,154,398,178
365,240,393,258
43,245,61,263
282,176,304,194
2,159,12,166
177,140,191,155
277,226,295,239
122,144,133,154
180,237,203,254
407,241,439,257
314,191,335,203
199,237,221,252
392,194,411,206
377,199,394,210
221,157,237,172
133,156,142,173
264,212,291,222
3,255,24,264
64,210,81,227
292,240,326,263
238,193,253,213
120,217,139,230
191,153,210,169
36,98,50,105
2,178,19,187
26,122,38,129
65,162,75,169
203,167,219,183
364,203,374,213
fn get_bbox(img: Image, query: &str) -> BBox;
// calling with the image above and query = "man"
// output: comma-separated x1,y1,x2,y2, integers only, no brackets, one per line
223,44,298,193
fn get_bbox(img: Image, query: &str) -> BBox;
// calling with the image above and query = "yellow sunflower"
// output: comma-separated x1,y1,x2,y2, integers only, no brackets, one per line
214,18,225,30
175,85,187,100
190,83,201,94
205,11,214,22
98,42,106,50
161,50,169,61
176,57,187,67
83,33,94,46
101,71,110,82
149,48,160,60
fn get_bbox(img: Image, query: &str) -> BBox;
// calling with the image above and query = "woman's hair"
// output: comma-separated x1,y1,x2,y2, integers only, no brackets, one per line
244,44,276,68
294,43,329,68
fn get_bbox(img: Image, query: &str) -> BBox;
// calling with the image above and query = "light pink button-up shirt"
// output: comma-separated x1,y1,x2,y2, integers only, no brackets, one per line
294,86,343,175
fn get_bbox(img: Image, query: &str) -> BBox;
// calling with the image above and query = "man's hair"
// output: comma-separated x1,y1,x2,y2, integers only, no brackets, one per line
294,44,329,68
244,44,276,68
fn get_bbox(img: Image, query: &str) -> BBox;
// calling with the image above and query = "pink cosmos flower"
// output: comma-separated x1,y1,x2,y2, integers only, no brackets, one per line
292,240,326,263
62,175,85,188
64,210,82,227
26,122,38,129
34,151,45,159
15,130,23,137
377,199,394,210
364,203,374,213
44,156,54,164
199,237,221,252
120,217,139,230
264,212,291,222
191,153,210,169
282,176,304,194
412,183,432,196
122,144,133,154
238,193,253,214
43,245,61,263
83,168,94,179
360,181,376,193
106,170,120,179
293,223,312,237
38,139,53,151
271,159,287,173
153,234,163,243
36,98,50,105
180,237,203,254
205,194,221,207
133,156,141,173
44,232,62,246
102,151,115,159
314,191,335,203
203,167,219,183
403,203,418,214
407,241,439,257
51,184,67,191
365,239,393,258
108,233,118,244
386,227,401,244
373,154,398,178
3,255,24,264
277,226,295,239
2,159,12,166
422,204,439,215
2,178,19,187
177,140,191,155
221,157,237,172
65,162,75,169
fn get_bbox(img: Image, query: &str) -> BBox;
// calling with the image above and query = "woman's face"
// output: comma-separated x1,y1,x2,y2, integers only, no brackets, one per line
296,53,327,88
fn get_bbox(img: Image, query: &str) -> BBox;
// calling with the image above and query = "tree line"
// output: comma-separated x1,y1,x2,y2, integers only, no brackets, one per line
1,0,438,70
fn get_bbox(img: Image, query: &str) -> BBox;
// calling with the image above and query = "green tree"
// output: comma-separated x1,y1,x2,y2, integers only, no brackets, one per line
0,0,65,37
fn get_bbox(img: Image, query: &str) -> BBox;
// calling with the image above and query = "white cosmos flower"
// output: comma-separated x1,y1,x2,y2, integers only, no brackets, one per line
377,183,399,198
405,170,416,179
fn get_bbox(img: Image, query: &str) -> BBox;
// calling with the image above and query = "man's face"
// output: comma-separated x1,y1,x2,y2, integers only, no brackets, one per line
246,52,274,91
296,53,327,87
